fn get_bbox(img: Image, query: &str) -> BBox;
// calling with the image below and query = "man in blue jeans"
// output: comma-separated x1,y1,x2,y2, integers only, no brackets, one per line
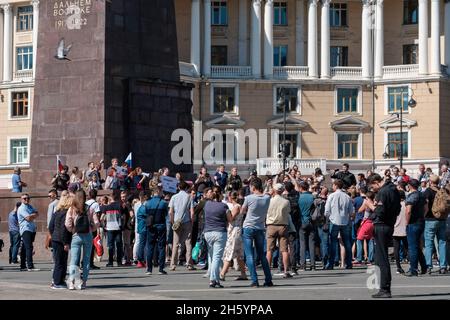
324,180,354,270
100,190,124,267
8,202,21,264
17,194,40,271
423,175,448,274
241,178,273,287
405,179,427,276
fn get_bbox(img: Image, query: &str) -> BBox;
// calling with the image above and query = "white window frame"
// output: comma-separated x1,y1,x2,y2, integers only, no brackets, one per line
274,1,288,26
17,5,33,32
273,45,288,67
211,1,228,26
334,85,362,116
8,88,32,120
273,85,302,115
330,2,348,27
16,45,33,71
7,136,30,165
334,131,362,160
384,84,412,116
210,83,239,115
384,129,412,160
271,130,302,159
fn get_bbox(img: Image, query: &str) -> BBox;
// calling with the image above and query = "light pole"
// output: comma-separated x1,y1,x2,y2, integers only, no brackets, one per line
276,88,288,172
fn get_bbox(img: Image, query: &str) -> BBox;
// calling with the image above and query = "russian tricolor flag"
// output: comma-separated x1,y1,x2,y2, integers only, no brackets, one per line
57,155,64,172
125,152,132,170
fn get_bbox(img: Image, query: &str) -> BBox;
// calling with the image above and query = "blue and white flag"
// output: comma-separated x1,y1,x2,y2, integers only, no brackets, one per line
125,152,132,169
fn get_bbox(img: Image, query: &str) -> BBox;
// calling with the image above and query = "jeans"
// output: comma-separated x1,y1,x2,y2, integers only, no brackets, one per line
243,228,272,285
424,220,447,269
356,239,374,262
393,236,408,269
317,225,330,267
204,231,227,283
146,224,167,272
52,241,68,286
137,232,147,262
20,231,36,269
9,231,20,264
69,233,93,282
107,230,123,265
299,223,315,267
166,215,173,244
374,224,393,292
406,222,427,274
327,223,352,269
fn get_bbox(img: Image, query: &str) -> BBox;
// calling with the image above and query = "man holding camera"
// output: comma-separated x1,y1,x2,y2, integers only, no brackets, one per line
331,163,356,190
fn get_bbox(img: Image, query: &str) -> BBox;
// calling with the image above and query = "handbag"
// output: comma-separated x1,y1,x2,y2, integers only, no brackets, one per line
93,234,104,256
172,219,182,231
45,233,52,249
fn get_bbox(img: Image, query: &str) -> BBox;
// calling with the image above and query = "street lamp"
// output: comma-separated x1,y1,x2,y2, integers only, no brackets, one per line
276,88,288,172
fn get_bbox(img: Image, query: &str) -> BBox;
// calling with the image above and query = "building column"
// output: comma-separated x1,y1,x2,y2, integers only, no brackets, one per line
2,4,12,82
320,0,330,79
430,0,441,75
251,0,262,77
295,0,305,66
238,0,248,66
307,0,318,78
374,0,384,79
190,0,201,75
32,0,39,79
361,0,373,80
203,0,211,77
418,0,429,75
263,0,274,78
445,0,450,72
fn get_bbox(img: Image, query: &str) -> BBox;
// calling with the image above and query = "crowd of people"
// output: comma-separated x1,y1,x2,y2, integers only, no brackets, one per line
3,159,450,298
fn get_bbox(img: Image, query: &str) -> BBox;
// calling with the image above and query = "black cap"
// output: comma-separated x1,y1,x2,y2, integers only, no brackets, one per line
408,179,420,189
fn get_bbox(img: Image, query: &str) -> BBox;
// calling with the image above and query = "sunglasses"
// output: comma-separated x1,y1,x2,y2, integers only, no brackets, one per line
22,197,29,200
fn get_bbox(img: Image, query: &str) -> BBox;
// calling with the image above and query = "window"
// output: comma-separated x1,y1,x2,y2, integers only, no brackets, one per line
403,0,418,25
388,86,409,113
337,88,358,114
17,6,33,31
211,46,227,66
331,46,348,67
279,133,298,158
388,132,409,158
213,86,236,113
210,133,237,162
275,87,299,114
274,2,287,26
11,92,29,118
16,46,33,71
330,3,347,27
274,46,288,67
211,1,228,25
403,44,418,64
10,139,28,164
337,134,359,159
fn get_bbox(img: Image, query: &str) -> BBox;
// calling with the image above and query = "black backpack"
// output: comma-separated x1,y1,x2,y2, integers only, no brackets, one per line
74,204,92,234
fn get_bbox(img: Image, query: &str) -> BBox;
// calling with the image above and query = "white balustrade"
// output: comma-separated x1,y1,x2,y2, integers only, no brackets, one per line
256,158,326,176
331,67,362,80
383,64,419,79
14,69,33,80
273,66,309,79
211,66,252,78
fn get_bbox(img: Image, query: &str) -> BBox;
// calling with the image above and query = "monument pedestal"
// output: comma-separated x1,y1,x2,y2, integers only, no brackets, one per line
28,0,192,190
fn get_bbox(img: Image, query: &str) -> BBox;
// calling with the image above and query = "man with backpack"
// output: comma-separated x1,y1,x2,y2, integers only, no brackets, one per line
423,175,448,274
297,181,316,271
312,187,329,269
367,174,401,298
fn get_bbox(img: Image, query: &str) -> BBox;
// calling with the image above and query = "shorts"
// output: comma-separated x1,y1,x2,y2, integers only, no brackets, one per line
266,225,289,253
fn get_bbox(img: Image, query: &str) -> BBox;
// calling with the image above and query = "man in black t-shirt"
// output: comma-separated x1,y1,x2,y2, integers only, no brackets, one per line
423,175,448,274
405,179,428,277
51,166,70,191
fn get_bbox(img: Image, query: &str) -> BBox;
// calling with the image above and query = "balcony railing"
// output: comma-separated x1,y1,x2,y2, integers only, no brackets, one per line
256,158,327,176
211,66,252,78
383,64,419,79
179,62,198,78
14,69,33,80
273,66,309,80
331,66,362,80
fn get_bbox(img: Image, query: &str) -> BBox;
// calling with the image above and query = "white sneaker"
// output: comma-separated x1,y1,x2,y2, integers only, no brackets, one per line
67,281,75,290
274,272,285,277
75,280,82,290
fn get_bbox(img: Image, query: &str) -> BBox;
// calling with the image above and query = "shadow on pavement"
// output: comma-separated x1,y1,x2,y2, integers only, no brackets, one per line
394,292,450,299
88,283,159,289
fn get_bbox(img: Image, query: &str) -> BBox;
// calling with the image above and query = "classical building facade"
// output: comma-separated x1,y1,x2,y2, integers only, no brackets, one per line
176,0,450,177
0,0,38,188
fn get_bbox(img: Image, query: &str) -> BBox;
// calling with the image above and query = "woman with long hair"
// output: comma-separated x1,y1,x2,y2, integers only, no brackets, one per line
203,189,232,288
220,191,247,281
49,191,73,289
65,190,100,290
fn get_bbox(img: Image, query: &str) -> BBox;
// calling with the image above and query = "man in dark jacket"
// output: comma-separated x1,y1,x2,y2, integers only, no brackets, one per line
367,174,401,299
331,163,356,189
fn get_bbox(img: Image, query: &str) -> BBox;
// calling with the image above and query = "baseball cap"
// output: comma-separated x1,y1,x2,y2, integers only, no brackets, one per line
408,179,420,189
273,183,285,192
